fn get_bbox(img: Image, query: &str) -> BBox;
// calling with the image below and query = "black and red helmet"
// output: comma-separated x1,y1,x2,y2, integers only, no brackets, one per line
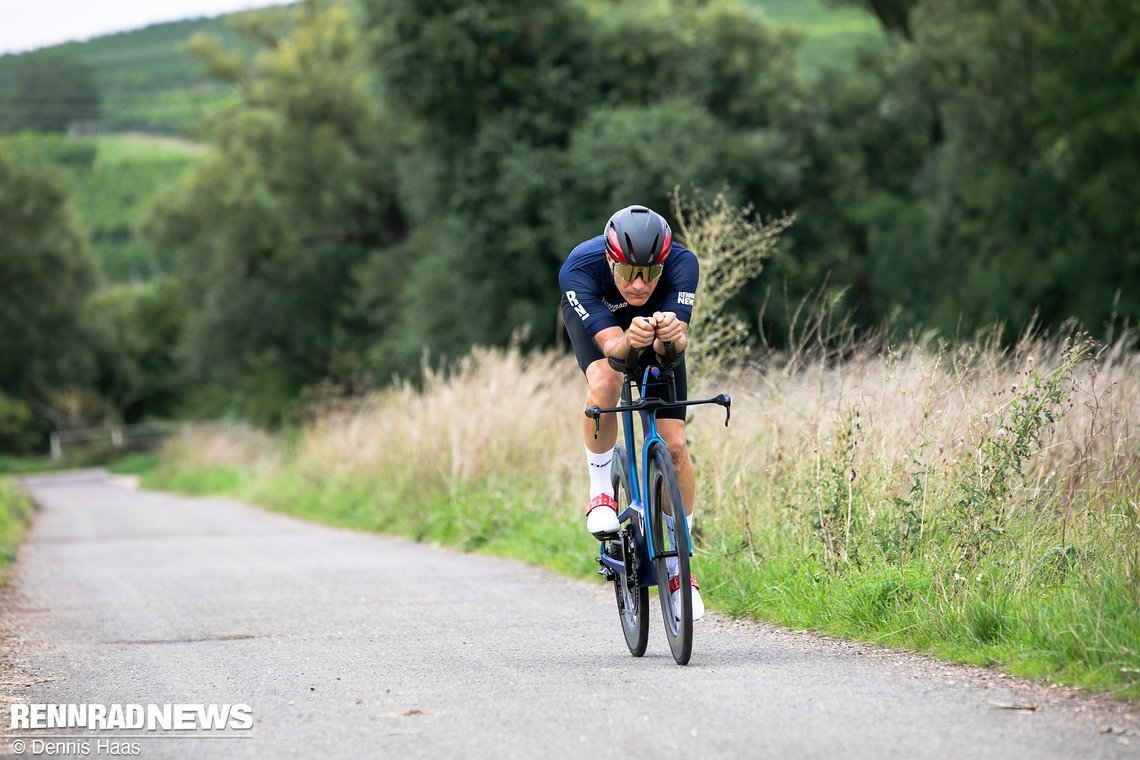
603,205,672,267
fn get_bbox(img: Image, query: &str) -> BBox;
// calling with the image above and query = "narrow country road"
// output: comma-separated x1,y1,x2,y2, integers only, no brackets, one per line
1,471,1135,759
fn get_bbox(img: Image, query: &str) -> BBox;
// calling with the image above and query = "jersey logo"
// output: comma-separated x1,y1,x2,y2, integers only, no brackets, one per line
677,291,695,306
566,290,590,321
602,297,627,313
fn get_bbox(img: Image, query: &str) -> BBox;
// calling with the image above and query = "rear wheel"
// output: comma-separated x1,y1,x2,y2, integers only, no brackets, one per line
611,445,648,657
648,443,692,665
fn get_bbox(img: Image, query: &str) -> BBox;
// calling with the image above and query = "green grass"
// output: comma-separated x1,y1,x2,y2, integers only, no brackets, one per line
0,456,61,476
0,450,167,476
0,478,35,580
106,452,160,475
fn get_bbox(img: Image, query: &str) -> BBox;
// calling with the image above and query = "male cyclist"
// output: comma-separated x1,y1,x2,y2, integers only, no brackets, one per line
558,204,703,620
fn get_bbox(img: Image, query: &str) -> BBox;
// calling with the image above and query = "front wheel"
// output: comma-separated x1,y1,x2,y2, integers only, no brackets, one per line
648,442,692,665
611,445,648,657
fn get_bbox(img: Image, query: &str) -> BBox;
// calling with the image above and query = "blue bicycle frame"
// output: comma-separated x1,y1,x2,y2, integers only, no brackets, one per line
592,362,730,588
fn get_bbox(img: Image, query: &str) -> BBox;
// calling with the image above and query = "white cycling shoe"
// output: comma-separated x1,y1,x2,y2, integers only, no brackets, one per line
669,574,705,622
586,493,620,537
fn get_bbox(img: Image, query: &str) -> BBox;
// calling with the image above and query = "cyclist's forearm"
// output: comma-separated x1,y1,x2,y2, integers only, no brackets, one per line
602,331,637,360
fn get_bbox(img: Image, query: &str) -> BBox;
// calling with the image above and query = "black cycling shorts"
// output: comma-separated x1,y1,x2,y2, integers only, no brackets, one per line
561,297,688,421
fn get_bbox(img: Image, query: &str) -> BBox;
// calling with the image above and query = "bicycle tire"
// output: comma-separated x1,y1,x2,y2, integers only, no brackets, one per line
611,444,648,657
648,442,692,665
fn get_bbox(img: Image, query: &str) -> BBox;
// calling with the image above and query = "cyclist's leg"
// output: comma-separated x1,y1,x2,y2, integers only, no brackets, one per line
583,359,622,453
561,299,622,452
563,300,624,536
647,357,694,514
648,358,704,622
657,418,694,516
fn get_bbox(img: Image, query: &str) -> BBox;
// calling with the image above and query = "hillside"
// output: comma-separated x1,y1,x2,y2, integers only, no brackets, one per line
746,0,883,69
0,133,203,282
0,13,272,136
0,1,877,138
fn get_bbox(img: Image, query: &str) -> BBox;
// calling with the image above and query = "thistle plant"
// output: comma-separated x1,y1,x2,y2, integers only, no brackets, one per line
671,186,794,380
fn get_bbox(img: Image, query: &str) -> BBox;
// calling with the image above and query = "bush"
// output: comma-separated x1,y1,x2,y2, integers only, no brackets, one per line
0,392,49,455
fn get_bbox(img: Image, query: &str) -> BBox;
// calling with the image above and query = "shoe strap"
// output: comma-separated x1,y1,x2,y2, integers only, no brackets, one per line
586,493,618,516
668,574,700,593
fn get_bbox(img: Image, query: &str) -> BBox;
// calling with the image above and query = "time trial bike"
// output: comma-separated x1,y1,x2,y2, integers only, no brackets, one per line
585,344,730,665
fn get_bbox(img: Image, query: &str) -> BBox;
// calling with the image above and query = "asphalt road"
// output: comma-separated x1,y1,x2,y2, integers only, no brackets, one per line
1,470,1135,759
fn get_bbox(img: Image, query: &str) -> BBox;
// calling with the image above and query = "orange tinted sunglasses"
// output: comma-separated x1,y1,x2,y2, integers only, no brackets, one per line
612,262,663,283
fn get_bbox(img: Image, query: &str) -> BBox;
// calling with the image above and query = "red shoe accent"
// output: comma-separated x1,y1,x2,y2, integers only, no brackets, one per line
586,493,618,516
668,574,700,593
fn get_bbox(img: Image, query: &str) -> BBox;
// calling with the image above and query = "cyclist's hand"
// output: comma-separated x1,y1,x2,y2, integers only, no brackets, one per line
652,311,684,343
627,316,657,349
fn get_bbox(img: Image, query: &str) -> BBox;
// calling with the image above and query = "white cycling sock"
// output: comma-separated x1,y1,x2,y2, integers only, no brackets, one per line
665,513,695,578
586,445,614,499
666,514,678,577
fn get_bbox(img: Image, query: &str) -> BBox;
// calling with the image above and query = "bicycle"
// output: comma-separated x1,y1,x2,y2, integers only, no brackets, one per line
585,344,731,665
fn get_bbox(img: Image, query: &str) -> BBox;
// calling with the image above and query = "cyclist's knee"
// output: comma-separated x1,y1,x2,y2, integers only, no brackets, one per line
659,423,690,464
585,360,622,404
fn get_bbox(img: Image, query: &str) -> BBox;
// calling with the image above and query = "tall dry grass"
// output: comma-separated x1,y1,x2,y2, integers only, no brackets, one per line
689,329,1138,570
156,327,1140,694
167,327,1139,565
293,348,587,503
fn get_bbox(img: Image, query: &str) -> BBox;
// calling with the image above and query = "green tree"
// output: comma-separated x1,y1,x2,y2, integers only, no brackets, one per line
829,0,919,37
818,0,1140,337
0,148,95,444
1033,0,1140,331
364,0,808,365
85,279,187,423
146,0,404,420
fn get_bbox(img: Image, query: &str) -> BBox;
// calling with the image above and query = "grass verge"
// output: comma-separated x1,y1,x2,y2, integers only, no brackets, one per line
0,478,35,583
136,335,1140,701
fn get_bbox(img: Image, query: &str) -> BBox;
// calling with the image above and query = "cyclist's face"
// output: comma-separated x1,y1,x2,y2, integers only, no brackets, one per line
611,261,660,305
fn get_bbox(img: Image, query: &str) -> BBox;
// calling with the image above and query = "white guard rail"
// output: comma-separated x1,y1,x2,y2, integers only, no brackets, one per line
49,421,250,460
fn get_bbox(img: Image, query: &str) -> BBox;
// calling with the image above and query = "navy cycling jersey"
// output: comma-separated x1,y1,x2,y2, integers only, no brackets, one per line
558,234,699,338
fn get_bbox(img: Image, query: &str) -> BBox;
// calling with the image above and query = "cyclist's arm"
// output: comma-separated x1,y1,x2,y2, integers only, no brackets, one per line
653,247,698,357
594,319,656,360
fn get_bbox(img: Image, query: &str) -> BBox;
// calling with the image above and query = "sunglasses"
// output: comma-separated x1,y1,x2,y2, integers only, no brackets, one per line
612,262,664,283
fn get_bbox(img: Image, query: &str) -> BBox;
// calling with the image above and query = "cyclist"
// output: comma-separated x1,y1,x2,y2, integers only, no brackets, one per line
559,204,703,620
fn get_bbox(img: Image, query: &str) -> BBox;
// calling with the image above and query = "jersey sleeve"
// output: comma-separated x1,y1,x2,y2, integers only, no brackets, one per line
559,262,619,337
658,249,700,324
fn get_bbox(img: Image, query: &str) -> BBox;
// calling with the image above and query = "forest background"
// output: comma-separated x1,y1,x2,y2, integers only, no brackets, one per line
2,0,1136,447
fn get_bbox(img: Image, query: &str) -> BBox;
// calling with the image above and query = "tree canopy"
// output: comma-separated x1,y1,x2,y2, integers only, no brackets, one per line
2,0,1138,438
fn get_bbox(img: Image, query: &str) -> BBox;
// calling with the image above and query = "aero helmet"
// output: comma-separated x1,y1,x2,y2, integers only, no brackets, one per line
604,205,672,267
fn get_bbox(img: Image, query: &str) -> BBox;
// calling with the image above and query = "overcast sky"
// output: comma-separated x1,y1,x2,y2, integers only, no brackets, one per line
0,0,289,56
